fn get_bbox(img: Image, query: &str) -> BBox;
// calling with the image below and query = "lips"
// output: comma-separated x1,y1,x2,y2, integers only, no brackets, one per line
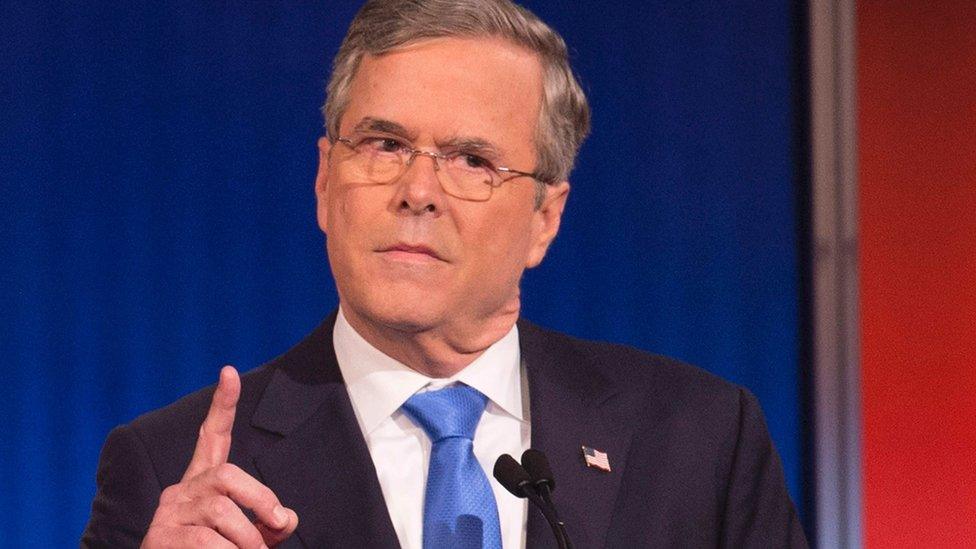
377,243,445,262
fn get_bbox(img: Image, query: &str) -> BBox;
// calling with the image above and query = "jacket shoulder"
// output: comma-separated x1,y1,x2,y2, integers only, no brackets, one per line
518,318,744,409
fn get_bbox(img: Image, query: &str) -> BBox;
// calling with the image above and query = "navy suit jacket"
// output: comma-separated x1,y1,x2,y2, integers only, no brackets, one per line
83,313,807,547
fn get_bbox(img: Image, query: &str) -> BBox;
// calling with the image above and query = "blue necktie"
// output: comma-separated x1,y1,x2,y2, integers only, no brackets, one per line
401,385,503,549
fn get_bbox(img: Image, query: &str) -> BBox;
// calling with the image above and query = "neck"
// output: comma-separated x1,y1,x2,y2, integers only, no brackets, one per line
339,300,520,378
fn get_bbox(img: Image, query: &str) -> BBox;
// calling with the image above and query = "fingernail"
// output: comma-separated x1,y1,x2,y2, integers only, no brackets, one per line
273,505,289,527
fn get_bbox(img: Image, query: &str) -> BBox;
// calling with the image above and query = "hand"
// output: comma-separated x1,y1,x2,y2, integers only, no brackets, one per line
142,366,299,548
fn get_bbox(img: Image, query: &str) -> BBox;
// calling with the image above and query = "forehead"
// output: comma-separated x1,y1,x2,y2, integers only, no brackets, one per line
342,37,543,153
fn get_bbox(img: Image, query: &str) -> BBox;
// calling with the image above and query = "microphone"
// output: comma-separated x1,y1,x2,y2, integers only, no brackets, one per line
493,452,572,549
521,449,570,549
521,449,555,503
493,453,534,498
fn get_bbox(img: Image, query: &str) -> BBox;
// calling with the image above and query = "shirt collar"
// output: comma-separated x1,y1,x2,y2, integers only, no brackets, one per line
333,307,524,435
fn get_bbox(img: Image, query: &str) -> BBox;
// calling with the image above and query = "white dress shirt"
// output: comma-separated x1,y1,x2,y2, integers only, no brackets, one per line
333,308,530,549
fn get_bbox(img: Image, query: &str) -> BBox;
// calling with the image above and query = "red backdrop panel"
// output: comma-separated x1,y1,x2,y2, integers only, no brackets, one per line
858,1,976,546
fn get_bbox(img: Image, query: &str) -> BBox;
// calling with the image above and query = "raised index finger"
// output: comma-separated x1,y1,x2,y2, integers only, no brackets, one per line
183,365,241,480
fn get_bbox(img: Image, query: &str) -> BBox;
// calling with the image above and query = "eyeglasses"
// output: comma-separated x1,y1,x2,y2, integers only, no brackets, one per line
332,133,546,202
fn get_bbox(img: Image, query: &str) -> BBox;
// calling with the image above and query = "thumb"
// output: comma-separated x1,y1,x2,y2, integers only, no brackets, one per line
258,507,300,546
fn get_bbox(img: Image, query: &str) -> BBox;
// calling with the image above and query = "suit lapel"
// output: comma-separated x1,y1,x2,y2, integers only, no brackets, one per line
520,321,636,549
248,314,400,548
242,314,633,547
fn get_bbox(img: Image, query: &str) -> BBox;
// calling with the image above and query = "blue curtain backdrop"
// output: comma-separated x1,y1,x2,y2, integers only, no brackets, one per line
0,1,805,544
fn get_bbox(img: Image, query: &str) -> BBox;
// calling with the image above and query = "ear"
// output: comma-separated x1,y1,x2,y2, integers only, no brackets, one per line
314,137,332,234
525,180,570,269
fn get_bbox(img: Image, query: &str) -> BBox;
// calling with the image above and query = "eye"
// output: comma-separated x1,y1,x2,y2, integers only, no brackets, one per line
459,153,493,170
359,136,407,154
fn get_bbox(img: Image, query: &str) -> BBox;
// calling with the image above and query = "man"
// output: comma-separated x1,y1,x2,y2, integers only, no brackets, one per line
83,0,807,547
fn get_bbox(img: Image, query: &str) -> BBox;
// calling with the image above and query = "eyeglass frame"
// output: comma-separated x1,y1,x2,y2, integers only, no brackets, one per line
330,133,551,202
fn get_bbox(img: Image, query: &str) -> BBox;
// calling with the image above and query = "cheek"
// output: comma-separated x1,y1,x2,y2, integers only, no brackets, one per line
326,189,376,289
460,206,535,272
327,186,368,241
325,193,370,279
329,185,351,222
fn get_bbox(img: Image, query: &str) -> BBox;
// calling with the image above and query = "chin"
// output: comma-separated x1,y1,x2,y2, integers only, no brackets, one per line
371,305,446,334
352,284,450,334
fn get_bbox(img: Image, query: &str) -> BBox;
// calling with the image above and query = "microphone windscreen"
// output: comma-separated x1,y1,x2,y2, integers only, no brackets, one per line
521,449,555,491
493,454,532,498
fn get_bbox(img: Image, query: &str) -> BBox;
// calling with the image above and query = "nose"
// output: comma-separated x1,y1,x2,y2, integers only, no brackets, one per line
393,150,447,215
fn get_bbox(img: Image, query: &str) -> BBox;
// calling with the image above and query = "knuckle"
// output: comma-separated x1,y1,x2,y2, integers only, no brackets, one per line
208,495,236,521
159,484,182,502
156,485,187,510
150,505,174,526
213,462,240,484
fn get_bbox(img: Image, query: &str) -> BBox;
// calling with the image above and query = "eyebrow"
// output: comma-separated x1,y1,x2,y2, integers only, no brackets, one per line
350,117,505,161
438,137,503,161
351,117,416,140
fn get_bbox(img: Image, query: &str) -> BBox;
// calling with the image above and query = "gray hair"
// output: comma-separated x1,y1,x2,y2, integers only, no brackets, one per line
322,0,590,206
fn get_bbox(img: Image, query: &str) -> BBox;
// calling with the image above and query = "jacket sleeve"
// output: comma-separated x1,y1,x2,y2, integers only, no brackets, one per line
721,388,809,548
81,424,162,548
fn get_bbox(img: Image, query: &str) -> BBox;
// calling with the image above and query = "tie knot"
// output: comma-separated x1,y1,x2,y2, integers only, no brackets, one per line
401,385,488,442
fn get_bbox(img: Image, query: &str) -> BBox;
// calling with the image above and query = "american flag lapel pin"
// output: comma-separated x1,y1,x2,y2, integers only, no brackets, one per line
581,445,611,472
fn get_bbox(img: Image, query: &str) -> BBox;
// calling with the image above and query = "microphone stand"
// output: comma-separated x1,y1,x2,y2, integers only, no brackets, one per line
532,482,571,549
521,486,571,549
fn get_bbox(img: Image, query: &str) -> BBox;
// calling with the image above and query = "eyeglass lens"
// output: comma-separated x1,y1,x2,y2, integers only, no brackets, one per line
339,138,495,201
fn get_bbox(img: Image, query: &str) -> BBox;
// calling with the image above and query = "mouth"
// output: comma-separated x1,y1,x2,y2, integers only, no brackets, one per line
376,243,445,263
